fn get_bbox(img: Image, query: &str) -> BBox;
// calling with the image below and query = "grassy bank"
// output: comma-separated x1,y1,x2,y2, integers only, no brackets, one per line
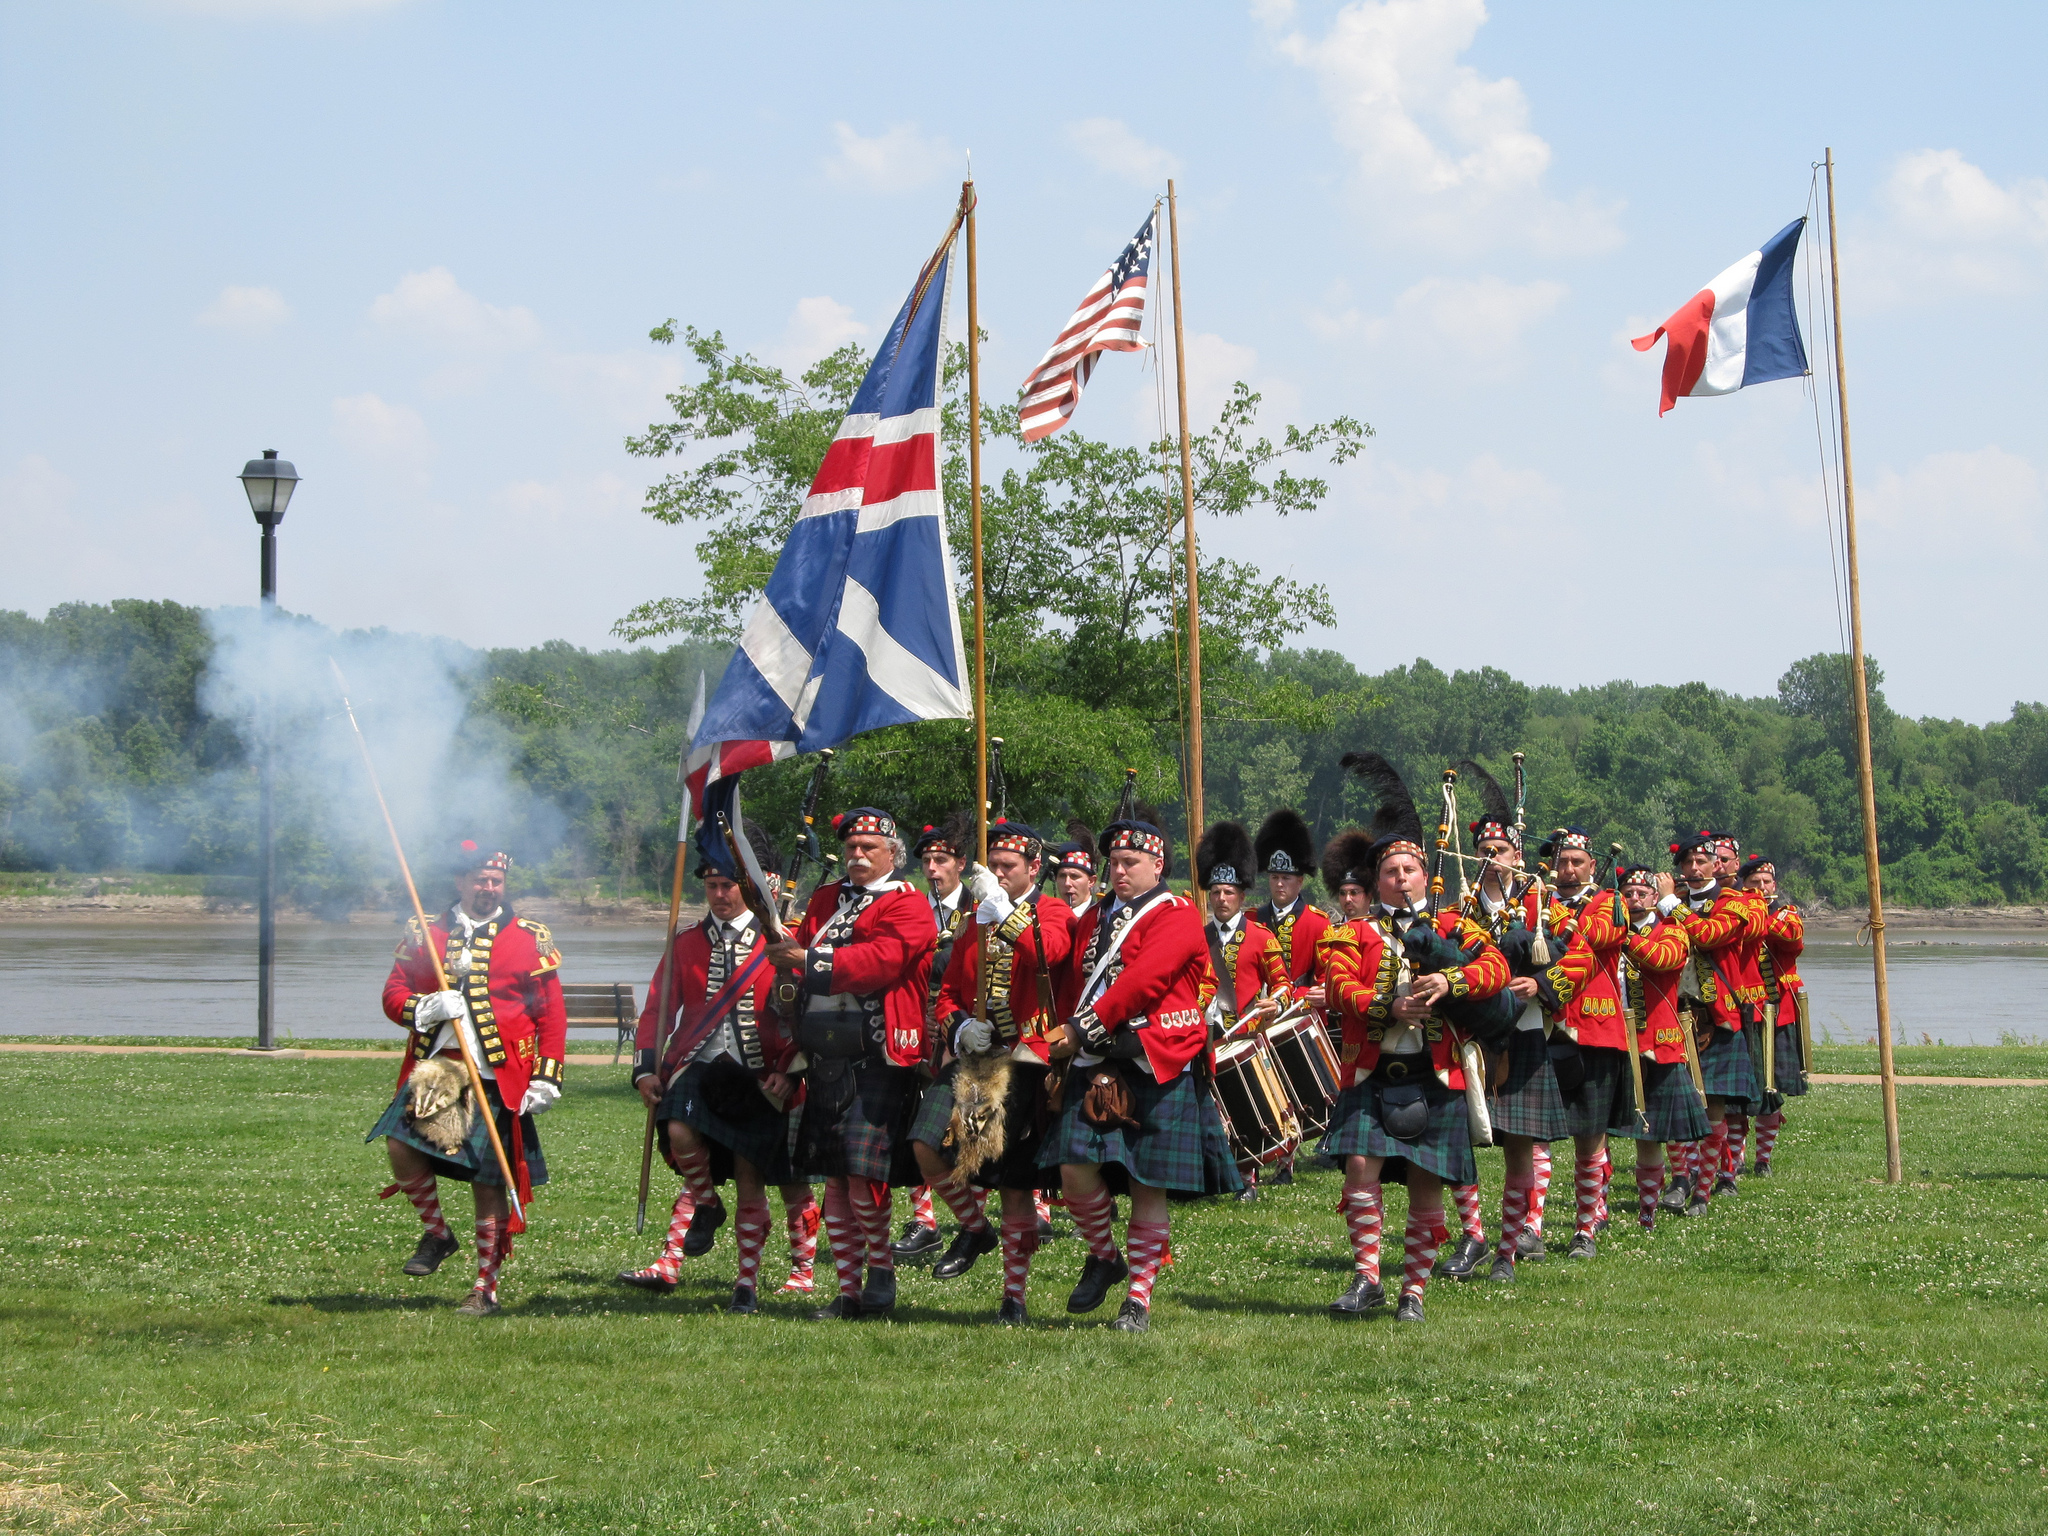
1,1056,2045,1534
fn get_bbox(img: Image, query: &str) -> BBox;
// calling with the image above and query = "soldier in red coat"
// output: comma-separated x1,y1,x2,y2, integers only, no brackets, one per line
617,820,818,1313
1194,821,1289,1201
1741,853,1807,1175
1709,833,1770,1182
1253,808,1332,1005
1614,865,1711,1227
766,808,937,1320
370,844,565,1316
1042,814,1241,1333
1050,830,1097,916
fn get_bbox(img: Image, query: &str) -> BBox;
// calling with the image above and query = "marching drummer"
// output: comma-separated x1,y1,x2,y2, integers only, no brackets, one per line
1196,822,1291,1201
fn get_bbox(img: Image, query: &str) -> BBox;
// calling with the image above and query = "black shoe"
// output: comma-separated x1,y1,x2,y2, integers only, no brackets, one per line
1659,1175,1691,1213
455,1288,500,1317
727,1283,757,1315
1685,1194,1710,1218
1270,1162,1295,1186
1236,1184,1261,1203
1394,1293,1425,1323
931,1224,999,1280
1329,1275,1386,1316
811,1294,861,1321
1437,1235,1487,1280
403,1231,460,1276
858,1265,897,1315
1713,1175,1739,1197
890,1221,941,1259
1753,1161,1773,1178
615,1265,679,1294
994,1297,1029,1327
1066,1253,1129,1314
1036,1217,1055,1242
1488,1256,1515,1283
1111,1298,1150,1333
1568,1232,1597,1260
683,1198,726,1258
1516,1226,1546,1262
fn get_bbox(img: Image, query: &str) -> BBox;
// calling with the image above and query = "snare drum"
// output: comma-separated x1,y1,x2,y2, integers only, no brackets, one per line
1211,1036,1300,1172
1265,1012,1342,1135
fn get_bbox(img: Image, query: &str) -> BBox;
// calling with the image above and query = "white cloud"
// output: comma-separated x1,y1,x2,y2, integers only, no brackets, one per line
140,0,416,16
824,122,958,193
369,267,542,352
1067,118,1179,186
765,296,871,374
1856,149,2048,304
493,473,640,527
196,284,290,333
1267,0,1622,256
332,392,433,478
1313,273,1565,375
1142,329,1298,438
1862,445,2042,544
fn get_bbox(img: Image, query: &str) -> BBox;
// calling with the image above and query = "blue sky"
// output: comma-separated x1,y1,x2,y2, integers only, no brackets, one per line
3,0,2043,722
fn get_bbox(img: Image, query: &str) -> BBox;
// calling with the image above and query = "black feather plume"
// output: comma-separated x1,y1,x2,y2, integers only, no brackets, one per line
1453,759,1511,827
1341,752,1423,847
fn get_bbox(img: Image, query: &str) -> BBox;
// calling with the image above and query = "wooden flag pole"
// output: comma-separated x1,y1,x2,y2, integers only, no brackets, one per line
1168,179,1204,852
964,177,989,867
1825,149,1902,1184
636,772,691,1232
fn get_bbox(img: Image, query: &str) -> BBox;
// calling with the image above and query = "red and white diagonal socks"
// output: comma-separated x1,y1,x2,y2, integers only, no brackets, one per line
1066,1185,1122,1264
1755,1111,1784,1172
1529,1143,1553,1234
1696,1122,1728,1205
999,1216,1039,1306
644,1187,696,1284
1400,1210,1442,1301
1453,1182,1484,1244
1034,1190,1052,1226
396,1173,451,1240
1725,1113,1750,1176
673,1143,719,1212
1123,1220,1172,1308
1634,1158,1665,1228
848,1178,895,1272
473,1215,506,1300
821,1181,864,1299
1574,1151,1603,1238
1340,1185,1383,1281
1494,1175,1532,1264
911,1183,936,1230
1595,1146,1613,1226
782,1191,819,1291
732,1197,772,1291
935,1176,991,1235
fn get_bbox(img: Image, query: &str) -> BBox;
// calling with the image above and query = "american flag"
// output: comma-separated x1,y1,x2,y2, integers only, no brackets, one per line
1018,210,1156,443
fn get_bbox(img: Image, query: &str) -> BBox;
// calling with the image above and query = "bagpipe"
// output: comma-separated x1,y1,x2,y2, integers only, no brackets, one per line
1403,766,1521,1049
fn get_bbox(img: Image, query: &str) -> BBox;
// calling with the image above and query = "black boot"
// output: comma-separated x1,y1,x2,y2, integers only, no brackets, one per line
1328,1274,1386,1316
1066,1253,1129,1313
994,1297,1029,1326
403,1231,460,1276
858,1265,897,1315
1567,1232,1597,1260
1269,1160,1295,1186
1487,1255,1515,1283
1516,1226,1547,1262
683,1197,726,1258
727,1283,758,1315
1437,1235,1487,1280
890,1221,941,1259
1111,1297,1150,1333
615,1265,678,1294
810,1294,861,1321
931,1224,999,1280
1659,1174,1691,1213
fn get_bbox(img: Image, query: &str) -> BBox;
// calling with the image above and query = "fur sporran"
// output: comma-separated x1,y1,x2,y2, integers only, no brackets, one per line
403,1057,475,1156
944,1053,1013,1183
1079,1066,1141,1133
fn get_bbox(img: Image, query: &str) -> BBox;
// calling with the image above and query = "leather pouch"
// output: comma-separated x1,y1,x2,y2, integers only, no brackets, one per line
1547,1034,1587,1097
796,995,870,1061
1080,1067,1142,1132
1376,1081,1429,1141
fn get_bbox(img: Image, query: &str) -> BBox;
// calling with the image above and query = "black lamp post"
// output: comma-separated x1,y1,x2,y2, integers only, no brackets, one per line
240,450,300,1051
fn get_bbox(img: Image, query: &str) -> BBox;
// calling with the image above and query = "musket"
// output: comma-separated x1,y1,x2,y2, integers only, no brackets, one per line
1094,767,1139,903
1610,840,1652,1138
1511,752,1552,963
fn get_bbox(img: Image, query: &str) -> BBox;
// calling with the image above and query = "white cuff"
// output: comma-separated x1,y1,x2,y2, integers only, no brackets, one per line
1655,893,1682,918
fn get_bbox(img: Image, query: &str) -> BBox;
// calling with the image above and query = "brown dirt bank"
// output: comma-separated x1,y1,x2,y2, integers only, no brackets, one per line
0,894,696,926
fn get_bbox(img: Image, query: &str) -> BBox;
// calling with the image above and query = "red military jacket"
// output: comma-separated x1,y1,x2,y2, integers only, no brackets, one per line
632,915,794,1083
1071,884,1209,1084
1760,900,1805,1012
1619,914,1691,1063
1318,908,1509,1090
382,907,567,1110
935,891,1077,1063
1196,913,1289,1027
1255,897,1333,996
1549,889,1633,1050
1667,883,1765,1029
793,878,937,1068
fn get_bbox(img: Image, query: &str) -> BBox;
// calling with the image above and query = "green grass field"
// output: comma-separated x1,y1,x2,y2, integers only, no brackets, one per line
2,1052,2045,1535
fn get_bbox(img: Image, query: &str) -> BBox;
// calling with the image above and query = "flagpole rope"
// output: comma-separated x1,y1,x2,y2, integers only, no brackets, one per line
1801,163,1856,689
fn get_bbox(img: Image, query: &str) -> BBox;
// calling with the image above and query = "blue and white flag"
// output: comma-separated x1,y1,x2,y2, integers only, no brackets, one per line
694,235,971,755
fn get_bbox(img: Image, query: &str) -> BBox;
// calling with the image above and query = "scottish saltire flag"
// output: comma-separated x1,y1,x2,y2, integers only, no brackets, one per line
1632,218,1808,416
1019,210,1156,443
680,670,792,815
693,237,972,755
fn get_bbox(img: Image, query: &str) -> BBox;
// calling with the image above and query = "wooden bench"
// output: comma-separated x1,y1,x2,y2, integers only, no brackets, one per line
561,982,639,1064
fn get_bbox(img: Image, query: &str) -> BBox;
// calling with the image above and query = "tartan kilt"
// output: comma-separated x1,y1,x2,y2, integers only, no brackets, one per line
1568,1044,1639,1139
1698,1025,1758,1104
911,1060,1058,1192
1043,1065,1244,1198
1638,1058,1710,1144
794,1057,922,1186
658,1057,798,1186
1318,1079,1477,1185
367,1076,548,1190
1755,1019,1810,1099
1486,1029,1572,1141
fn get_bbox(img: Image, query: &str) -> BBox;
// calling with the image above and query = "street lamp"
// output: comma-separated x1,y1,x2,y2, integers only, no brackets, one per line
241,450,300,1051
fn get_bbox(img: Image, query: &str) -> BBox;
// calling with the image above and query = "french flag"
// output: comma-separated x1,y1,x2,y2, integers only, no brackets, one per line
1632,218,1808,416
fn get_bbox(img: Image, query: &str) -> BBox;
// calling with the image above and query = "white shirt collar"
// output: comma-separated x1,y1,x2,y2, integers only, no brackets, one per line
453,905,501,934
1212,910,1246,940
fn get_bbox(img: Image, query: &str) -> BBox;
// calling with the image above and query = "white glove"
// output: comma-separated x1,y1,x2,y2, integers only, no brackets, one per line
413,990,465,1027
519,1080,560,1115
975,886,1016,927
1655,893,1682,918
954,1017,995,1055
965,862,1001,906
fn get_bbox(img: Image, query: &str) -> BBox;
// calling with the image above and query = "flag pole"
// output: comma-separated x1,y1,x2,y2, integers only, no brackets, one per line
1825,147,1902,1184
965,178,989,867
1168,178,1204,854
636,756,693,1232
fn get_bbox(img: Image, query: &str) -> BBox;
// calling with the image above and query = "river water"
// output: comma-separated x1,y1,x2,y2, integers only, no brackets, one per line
2,919,2042,1049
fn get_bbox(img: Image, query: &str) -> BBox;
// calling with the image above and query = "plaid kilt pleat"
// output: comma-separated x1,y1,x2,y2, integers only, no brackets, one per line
1766,1021,1809,1098
1043,1066,1244,1198
1486,1029,1572,1141
659,1057,798,1185
1318,1080,1477,1185
1638,1058,1710,1143
908,1062,960,1148
1568,1045,1640,1139
366,1078,548,1189
1698,1025,1758,1104
794,1058,922,1186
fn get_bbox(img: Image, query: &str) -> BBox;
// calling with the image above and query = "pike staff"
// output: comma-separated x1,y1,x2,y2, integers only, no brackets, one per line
332,660,522,1224
636,740,695,1234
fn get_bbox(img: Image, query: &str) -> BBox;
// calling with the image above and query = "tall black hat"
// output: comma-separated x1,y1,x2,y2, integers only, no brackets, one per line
1254,808,1316,878
1321,828,1377,893
1195,821,1256,890
1341,752,1425,868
